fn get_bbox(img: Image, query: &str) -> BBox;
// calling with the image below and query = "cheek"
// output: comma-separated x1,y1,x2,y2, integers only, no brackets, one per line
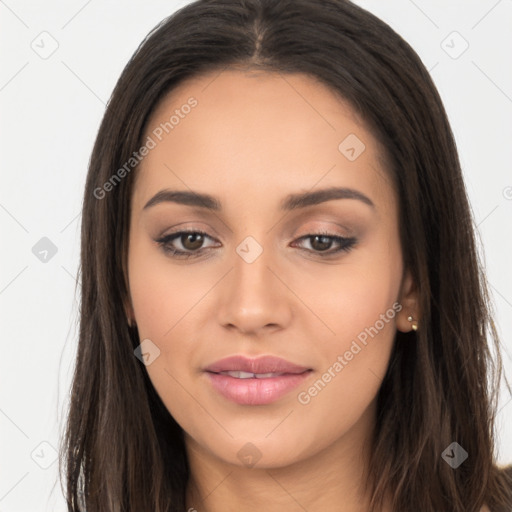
127,241,222,419
289,242,402,346
297,271,399,400
128,238,213,341
291,242,401,412
291,280,399,457
127,246,202,430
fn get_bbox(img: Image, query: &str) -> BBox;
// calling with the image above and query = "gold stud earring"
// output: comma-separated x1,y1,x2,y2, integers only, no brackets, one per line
407,315,418,331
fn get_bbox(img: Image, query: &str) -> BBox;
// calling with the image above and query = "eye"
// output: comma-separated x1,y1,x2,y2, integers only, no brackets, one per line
292,232,357,255
156,230,219,259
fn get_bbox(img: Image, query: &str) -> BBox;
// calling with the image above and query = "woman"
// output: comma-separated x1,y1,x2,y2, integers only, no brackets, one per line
60,0,512,510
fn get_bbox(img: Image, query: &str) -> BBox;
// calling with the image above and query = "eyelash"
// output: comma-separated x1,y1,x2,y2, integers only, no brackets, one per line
155,229,357,259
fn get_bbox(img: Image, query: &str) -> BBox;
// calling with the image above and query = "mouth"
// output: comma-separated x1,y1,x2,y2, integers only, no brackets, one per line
212,370,306,379
203,355,313,405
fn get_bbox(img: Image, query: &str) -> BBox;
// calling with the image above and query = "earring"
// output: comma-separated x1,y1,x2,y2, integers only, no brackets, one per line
407,315,418,331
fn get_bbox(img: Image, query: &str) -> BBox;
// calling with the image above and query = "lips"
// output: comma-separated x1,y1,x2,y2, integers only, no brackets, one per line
203,355,313,405
204,355,311,376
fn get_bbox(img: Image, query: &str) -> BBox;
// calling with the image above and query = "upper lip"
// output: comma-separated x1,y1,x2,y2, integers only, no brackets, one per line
204,355,311,374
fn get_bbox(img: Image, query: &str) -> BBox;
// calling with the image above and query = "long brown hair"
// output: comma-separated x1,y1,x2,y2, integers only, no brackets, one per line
60,1,512,510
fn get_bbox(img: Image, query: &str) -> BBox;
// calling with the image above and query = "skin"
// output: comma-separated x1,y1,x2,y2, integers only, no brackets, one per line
126,69,420,512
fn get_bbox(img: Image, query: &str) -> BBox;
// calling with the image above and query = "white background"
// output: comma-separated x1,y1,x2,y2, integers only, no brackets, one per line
1,0,511,510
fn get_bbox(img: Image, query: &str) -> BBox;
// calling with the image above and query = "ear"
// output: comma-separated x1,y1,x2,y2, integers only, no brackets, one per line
396,269,419,333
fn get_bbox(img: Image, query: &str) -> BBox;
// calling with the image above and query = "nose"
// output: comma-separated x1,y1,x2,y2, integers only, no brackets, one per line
216,238,293,336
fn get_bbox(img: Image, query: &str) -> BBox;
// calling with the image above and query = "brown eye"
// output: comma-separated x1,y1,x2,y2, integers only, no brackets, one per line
180,232,205,251
310,235,335,252
156,230,219,259
292,233,357,255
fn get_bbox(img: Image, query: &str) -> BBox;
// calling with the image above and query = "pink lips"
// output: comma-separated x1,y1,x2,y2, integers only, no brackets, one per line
204,355,312,405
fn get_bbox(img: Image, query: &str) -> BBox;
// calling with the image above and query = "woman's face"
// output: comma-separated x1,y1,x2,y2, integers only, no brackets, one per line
127,69,417,469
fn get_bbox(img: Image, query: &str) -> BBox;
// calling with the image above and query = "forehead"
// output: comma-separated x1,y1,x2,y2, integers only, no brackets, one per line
133,69,393,212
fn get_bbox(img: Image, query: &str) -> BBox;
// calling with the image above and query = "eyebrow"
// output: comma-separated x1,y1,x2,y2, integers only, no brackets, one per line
142,186,375,211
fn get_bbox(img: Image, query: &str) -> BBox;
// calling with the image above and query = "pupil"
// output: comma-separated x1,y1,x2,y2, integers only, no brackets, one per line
183,233,203,250
312,235,331,251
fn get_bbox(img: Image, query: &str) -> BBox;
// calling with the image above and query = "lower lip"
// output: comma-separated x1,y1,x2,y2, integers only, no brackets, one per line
205,371,312,405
